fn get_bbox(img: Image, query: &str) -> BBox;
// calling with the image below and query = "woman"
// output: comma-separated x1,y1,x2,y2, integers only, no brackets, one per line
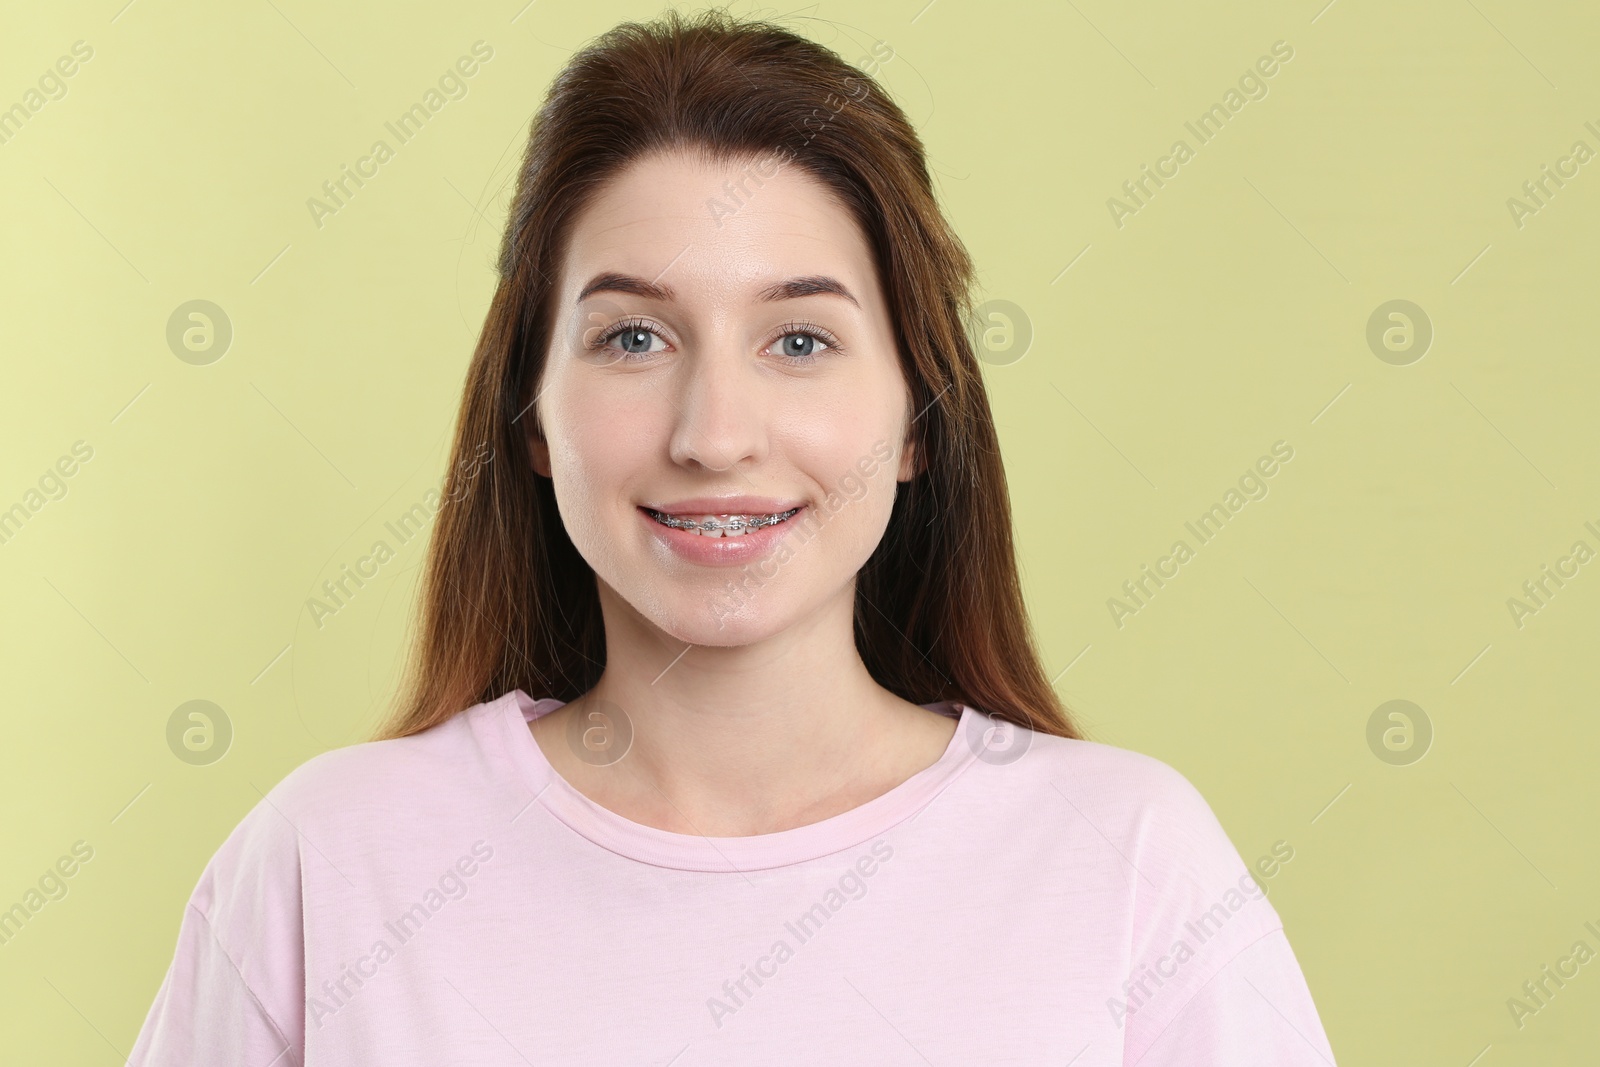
131,10,1337,1064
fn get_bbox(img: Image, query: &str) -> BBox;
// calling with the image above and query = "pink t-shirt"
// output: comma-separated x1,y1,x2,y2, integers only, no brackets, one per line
129,689,1338,1065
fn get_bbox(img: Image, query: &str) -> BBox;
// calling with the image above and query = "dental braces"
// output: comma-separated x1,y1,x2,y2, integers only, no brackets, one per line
649,507,800,533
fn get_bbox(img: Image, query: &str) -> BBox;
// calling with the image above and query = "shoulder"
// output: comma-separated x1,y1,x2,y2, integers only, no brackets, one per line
969,712,1220,836
964,712,1276,911
189,697,500,922
265,704,488,821
978,720,1293,1031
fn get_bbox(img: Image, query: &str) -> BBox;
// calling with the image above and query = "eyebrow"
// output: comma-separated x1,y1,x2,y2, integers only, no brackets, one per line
575,272,860,309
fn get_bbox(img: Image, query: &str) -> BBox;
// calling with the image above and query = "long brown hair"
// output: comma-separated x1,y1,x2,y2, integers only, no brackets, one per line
374,8,1081,742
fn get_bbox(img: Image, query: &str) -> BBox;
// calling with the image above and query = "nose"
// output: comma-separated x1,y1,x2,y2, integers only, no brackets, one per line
666,341,768,473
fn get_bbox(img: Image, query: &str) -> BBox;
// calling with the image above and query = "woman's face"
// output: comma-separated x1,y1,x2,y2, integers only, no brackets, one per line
528,146,919,647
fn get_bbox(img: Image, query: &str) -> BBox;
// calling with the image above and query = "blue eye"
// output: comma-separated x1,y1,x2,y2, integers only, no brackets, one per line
592,320,666,357
770,329,833,362
586,319,843,363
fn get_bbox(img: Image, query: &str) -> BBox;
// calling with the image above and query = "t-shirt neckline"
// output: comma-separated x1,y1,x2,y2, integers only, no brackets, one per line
499,688,984,872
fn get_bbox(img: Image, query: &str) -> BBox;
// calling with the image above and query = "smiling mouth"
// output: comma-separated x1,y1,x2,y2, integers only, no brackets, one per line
642,506,802,536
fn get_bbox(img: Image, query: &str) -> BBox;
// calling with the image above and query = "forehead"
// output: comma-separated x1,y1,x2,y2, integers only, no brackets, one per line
557,146,880,309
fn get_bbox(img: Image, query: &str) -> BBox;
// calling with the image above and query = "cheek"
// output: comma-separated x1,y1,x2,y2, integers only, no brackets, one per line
776,385,905,543
779,386,903,471
543,387,655,535
802,445,901,563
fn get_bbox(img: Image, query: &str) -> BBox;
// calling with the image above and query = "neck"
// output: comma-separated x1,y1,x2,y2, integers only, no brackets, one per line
538,578,949,836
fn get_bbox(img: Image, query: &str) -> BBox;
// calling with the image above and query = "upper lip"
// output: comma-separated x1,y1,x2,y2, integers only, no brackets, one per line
642,496,805,517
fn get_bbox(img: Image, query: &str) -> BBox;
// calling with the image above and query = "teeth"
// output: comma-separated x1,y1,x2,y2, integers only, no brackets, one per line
648,507,800,536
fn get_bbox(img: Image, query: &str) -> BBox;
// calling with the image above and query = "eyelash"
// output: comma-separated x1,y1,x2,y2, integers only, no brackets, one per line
587,318,843,364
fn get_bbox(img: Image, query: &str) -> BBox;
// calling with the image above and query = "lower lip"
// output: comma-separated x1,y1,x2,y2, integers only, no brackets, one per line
639,506,804,566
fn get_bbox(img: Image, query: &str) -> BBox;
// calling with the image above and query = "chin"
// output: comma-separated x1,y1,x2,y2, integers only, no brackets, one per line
655,595,796,648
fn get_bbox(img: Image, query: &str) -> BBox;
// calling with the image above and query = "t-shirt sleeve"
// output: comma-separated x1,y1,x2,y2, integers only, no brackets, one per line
127,902,301,1067
128,777,310,1066
1113,761,1337,1065
1133,927,1338,1066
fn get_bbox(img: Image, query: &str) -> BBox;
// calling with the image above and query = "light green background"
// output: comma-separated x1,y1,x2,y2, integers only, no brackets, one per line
3,0,1597,1062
